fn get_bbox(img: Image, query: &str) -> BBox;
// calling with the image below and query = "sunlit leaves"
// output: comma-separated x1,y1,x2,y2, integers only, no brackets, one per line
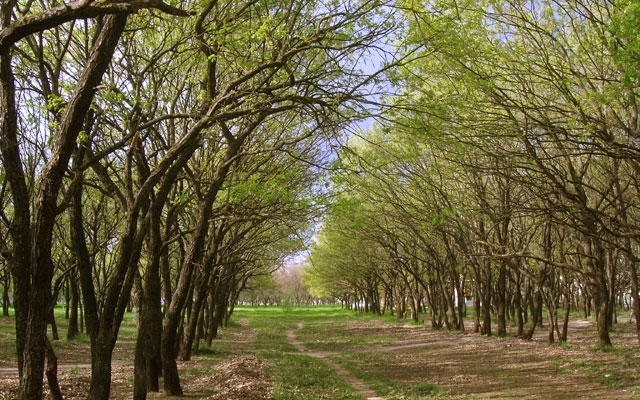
610,0,640,85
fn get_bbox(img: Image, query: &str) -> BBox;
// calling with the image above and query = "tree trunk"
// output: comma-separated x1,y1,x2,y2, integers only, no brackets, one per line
592,280,612,346
86,336,116,400
44,339,62,400
133,269,163,399
195,304,206,352
133,331,147,400
482,264,492,337
8,11,130,398
547,304,555,344
497,264,507,336
161,318,184,396
208,279,229,343
181,266,212,361
628,251,640,344
162,133,246,395
514,271,524,337
523,290,542,340
19,256,55,399
66,276,80,340
1,38,32,381
133,201,165,398
49,308,59,341
1,282,9,317
64,283,70,320
205,289,216,346
473,288,481,334
453,269,465,331
560,291,570,342
523,281,531,324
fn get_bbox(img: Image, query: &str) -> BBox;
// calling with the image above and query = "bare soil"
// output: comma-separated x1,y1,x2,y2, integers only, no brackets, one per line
1,315,640,399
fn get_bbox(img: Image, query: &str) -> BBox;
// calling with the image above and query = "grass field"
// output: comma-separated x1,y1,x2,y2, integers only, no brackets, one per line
1,305,640,399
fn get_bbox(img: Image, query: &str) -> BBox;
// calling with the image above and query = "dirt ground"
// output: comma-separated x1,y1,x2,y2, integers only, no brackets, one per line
1,315,640,399
0,319,271,400
328,318,640,399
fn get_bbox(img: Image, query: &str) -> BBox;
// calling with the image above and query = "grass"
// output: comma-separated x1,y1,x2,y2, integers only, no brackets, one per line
235,306,367,399
66,365,83,377
553,356,634,391
333,352,446,399
0,316,16,362
267,353,363,400
297,319,399,351
181,364,214,379
0,305,137,362
234,306,446,399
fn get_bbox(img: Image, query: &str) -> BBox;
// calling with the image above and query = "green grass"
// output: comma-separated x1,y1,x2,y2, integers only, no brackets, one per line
297,317,399,351
65,365,84,377
235,306,367,399
0,314,16,362
181,364,214,379
234,306,446,400
267,353,364,400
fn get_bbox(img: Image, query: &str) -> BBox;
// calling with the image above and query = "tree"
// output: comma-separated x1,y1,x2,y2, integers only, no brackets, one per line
0,2,191,398
312,0,640,349
387,0,639,346
152,0,398,394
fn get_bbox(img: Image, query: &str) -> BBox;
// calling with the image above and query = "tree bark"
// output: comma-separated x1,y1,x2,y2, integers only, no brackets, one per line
497,263,507,336
181,264,214,361
591,275,612,347
560,289,570,342
481,261,492,337
66,276,80,340
514,270,524,338
523,290,543,340
49,308,59,341
0,22,32,380
44,339,62,400
133,182,166,399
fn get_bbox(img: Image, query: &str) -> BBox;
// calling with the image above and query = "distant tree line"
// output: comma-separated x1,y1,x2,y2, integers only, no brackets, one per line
237,266,321,307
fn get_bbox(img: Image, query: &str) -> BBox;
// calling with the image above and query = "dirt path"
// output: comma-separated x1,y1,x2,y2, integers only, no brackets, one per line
286,321,384,400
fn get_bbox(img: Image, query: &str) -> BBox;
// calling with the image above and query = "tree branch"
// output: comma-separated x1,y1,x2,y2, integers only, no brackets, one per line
0,0,192,53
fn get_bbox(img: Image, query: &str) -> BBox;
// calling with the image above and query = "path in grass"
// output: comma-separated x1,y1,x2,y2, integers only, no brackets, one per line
273,309,640,399
286,321,385,400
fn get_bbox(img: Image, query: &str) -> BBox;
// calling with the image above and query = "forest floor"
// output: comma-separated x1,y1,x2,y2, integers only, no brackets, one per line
1,308,640,399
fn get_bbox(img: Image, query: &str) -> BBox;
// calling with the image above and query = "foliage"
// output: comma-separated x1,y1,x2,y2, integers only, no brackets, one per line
1,0,401,397
310,0,640,345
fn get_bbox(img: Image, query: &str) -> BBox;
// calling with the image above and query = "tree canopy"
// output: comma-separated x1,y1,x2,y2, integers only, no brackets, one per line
0,0,399,398
2,0,640,398
307,0,640,347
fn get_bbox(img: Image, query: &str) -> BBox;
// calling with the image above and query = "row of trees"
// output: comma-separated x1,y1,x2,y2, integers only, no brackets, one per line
307,0,640,347
0,0,398,399
238,265,317,306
